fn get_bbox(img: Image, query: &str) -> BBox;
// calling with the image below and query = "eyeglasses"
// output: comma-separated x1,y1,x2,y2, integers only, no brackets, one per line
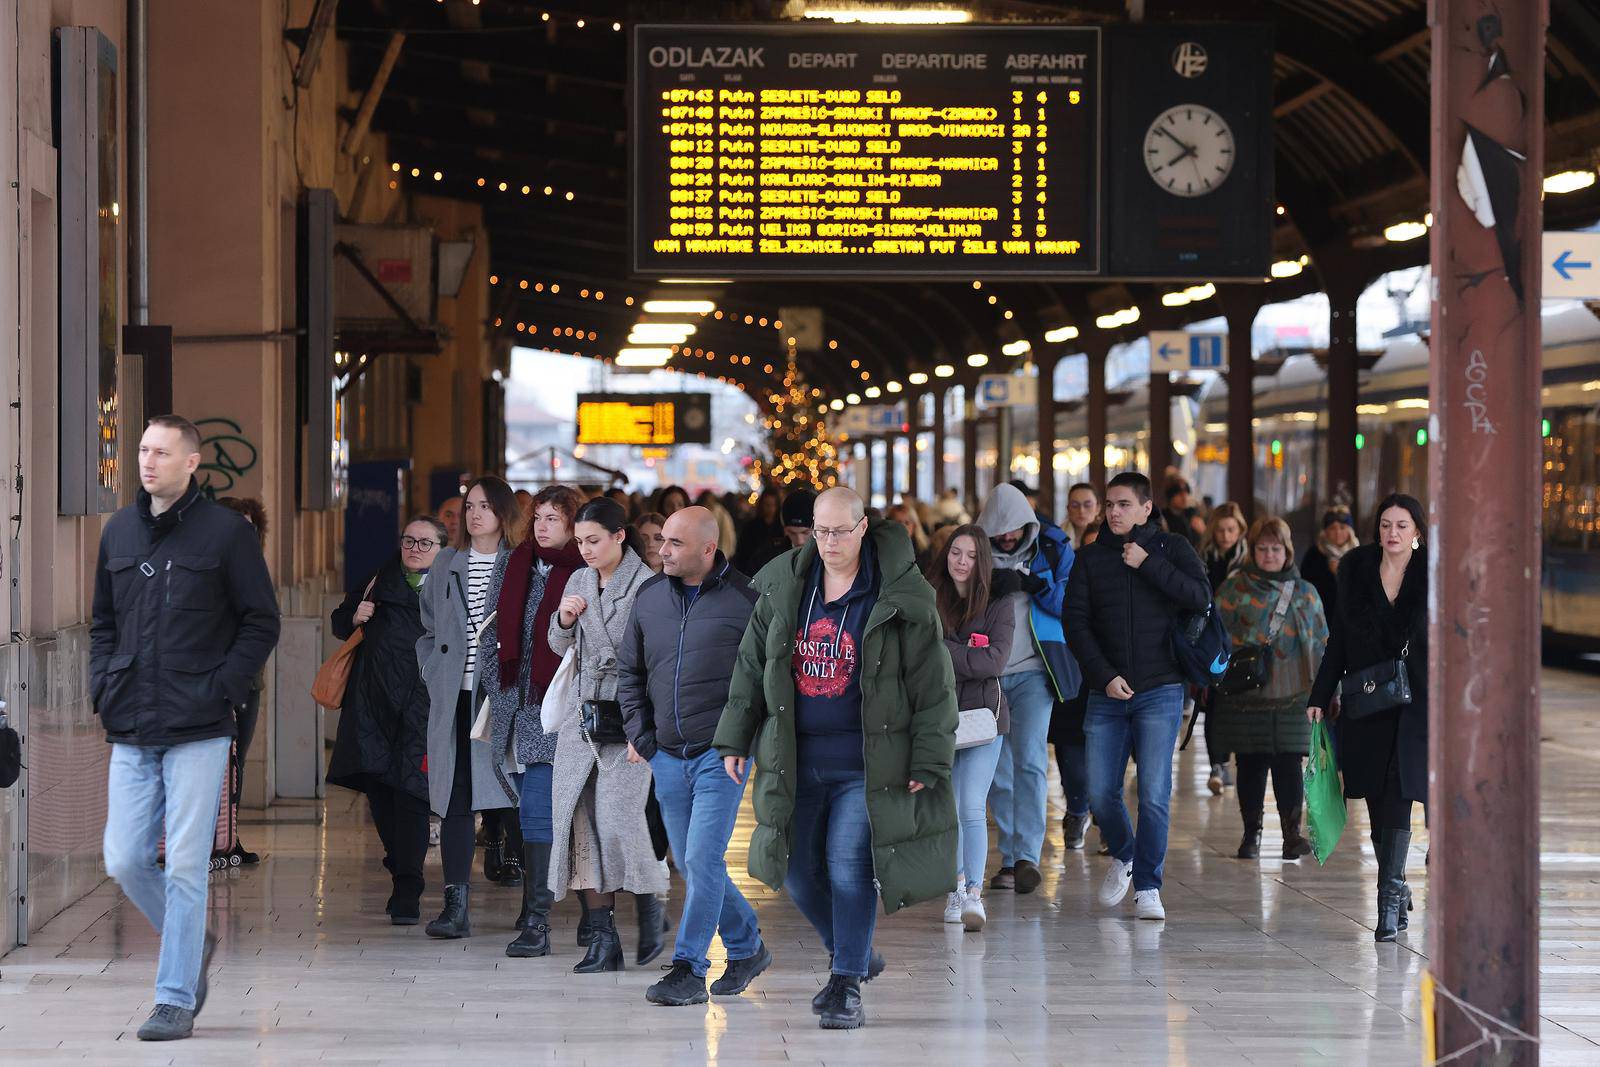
400,537,439,551
813,518,864,543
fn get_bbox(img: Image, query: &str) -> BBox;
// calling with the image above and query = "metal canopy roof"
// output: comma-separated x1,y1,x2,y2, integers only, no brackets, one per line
335,0,1600,408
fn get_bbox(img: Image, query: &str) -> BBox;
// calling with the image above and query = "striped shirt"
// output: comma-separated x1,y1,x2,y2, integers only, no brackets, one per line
461,548,496,691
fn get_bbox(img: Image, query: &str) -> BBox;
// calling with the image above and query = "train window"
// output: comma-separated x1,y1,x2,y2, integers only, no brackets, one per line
1544,409,1599,551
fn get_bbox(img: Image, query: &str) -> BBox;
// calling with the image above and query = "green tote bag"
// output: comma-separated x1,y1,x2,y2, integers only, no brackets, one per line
1304,720,1347,865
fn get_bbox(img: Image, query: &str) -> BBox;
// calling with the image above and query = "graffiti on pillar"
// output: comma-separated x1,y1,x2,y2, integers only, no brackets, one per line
194,418,259,496
1462,349,1496,435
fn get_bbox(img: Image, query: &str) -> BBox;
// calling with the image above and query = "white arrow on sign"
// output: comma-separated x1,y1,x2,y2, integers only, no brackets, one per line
1543,231,1600,300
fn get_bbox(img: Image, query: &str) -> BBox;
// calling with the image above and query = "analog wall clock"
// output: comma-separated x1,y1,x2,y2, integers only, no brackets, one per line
1143,104,1235,197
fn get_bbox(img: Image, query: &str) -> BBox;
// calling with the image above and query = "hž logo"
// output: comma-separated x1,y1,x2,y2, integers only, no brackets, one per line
1172,42,1208,79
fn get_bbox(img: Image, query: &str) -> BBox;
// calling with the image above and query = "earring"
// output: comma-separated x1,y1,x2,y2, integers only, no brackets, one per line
1411,536,1421,551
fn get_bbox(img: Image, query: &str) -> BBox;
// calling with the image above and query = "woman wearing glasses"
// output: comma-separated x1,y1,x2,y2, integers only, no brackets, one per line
328,515,448,925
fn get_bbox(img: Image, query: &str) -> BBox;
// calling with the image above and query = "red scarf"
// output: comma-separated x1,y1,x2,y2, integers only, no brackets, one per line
495,538,585,693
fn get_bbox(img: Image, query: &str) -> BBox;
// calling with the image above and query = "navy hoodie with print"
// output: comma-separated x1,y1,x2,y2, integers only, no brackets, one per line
792,538,879,771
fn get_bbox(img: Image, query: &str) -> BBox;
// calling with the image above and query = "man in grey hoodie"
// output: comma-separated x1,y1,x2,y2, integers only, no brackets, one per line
975,483,1080,894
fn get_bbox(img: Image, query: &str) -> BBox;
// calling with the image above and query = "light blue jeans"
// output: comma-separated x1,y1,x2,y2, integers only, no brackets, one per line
1086,684,1185,891
988,670,1053,866
103,737,231,1011
952,735,1003,889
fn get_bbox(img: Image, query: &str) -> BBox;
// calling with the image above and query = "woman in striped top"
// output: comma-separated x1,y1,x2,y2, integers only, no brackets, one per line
417,476,522,939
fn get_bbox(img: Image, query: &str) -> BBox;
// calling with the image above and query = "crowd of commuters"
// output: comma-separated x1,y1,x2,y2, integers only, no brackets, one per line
88,413,1432,1039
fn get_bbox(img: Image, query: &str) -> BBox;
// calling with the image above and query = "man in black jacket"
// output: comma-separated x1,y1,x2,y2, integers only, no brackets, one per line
618,506,769,1007
93,416,280,1041
1065,471,1209,923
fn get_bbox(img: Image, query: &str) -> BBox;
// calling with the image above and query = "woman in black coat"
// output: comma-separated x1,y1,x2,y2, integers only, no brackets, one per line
1307,493,1427,943
327,516,446,925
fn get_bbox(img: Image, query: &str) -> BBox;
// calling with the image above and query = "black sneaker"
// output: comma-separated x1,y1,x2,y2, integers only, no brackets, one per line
1014,860,1043,895
646,961,708,1006
816,974,865,1030
710,943,772,996
812,950,884,1013
136,1004,194,1041
1063,813,1090,850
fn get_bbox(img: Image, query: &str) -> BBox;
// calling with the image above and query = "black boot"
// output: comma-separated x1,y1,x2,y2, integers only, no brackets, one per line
573,905,623,973
1374,829,1412,942
635,893,668,966
817,974,865,1030
498,846,524,888
1236,820,1262,859
1280,809,1312,860
425,883,471,939
506,844,553,957
577,892,594,946
482,838,505,884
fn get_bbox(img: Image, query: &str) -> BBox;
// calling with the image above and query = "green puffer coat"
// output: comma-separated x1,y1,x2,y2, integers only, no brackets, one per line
713,518,959,914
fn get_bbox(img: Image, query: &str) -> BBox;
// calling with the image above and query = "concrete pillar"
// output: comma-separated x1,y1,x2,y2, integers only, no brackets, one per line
1428,3,1545,1061
1220,288,1264,516
1086,346,1108,495
993,406,1012,490
1148,371,1172,479
1325,277,1361,515
1036,350,1061,518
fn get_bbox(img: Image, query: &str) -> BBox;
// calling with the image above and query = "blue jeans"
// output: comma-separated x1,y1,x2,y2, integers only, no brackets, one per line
988,670,1053,866
1058,742,1090,818
1085,684,1185,891
515,763,553,844
952,735,1003,888
103,737,232,1010
649,749,761,976
785,762,878,978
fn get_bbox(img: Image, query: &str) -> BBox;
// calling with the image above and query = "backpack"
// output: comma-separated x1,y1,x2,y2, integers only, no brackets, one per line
1170,604,1231,688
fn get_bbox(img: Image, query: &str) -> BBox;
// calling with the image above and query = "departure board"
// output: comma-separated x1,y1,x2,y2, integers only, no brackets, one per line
631,25,1101,279
575,393,713,446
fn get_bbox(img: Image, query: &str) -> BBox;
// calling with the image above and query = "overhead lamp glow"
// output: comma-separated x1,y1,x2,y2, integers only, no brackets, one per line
934,364,956,378
1203,422,1228,433
627,322,696,342
1356,403,1390,415
642,299,715,314
830,398,845,411
1184,283,1215,302
967,352,989,368
864,385,883,398
1001,339,1031,356
1270,258,1305,279
803,6,972,24
1383,219,1428,243
1094,306,1141,329
659,278,733,284
615,347,673,367
1162,291,1191,307
885,380,904,393
1393,397,1430,410
908,371,930,385
1544,169,1597,195
1044,325,1079,343
846,392,862,405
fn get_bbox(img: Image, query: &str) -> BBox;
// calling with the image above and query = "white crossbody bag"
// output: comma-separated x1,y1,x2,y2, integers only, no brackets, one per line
955,677,1001,750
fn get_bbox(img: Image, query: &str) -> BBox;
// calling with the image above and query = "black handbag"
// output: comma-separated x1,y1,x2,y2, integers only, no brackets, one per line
1339,641,1413,720
1217,581,1294,697
579,699,629,745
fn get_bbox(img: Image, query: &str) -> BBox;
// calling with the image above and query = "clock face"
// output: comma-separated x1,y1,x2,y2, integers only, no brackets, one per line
1143,104,1235,198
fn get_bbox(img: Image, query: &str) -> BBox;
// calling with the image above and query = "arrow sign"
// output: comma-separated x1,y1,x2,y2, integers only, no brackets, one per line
1149,331,1227,373
1552,249,1592,281
1157,342,1184,359
1544,232,1600,299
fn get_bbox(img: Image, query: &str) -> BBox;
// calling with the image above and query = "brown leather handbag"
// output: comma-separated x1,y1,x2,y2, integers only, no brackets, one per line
311,578,376,710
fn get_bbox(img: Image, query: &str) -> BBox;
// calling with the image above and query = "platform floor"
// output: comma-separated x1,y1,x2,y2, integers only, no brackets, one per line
3,667,1599,1065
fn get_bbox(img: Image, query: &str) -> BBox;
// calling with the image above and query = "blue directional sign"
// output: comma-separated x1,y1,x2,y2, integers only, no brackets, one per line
1544,232,1600,300
1149,330,1226,373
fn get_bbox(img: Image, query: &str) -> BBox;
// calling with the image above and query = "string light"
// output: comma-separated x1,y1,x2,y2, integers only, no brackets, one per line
387,161,580,204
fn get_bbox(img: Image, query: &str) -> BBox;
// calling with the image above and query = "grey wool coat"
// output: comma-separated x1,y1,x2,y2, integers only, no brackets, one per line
545,547,669,899
416,546,519,817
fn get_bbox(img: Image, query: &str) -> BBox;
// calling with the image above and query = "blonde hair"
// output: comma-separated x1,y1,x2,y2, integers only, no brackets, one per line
1247,515,1295,561
1202,501,1249,557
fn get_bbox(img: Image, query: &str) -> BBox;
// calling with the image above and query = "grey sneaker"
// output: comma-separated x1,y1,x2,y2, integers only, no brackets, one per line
137,1004,195,1041
1063,812,1090,850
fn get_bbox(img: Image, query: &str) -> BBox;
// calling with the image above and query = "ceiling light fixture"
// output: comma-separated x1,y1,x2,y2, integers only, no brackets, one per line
641,299,715,314
1044,325,1079,343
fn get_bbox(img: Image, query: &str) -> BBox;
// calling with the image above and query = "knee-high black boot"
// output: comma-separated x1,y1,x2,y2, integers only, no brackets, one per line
635,893,667,966
506,843,552,958
1374,830,1412,942
573,905,622,973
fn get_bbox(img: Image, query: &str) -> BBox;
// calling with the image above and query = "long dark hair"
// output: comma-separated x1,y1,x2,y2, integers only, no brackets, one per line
923,522,994,634
574,497,644,558
458,475,520,550
1372,492,1426,547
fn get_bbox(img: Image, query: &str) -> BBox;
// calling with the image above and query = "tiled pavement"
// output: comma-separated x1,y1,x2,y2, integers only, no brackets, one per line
2,666,1598,1064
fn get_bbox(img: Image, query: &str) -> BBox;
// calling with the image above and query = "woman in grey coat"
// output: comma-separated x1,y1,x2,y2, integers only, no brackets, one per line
416,476,520,939
547,498,670,973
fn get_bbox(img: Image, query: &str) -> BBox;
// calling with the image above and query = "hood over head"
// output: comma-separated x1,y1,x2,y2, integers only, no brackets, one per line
976,483,1040,564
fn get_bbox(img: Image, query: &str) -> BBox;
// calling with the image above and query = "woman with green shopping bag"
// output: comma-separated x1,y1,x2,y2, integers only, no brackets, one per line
1211,516,1328,861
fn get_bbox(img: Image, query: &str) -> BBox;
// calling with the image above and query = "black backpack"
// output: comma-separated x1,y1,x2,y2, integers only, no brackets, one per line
1157,532,1231,687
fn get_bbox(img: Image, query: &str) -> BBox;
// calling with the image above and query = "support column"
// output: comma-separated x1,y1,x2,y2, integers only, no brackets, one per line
1325,277,1361,515
994,406,1012,490
1148,370,1172,479
931,385,948,496
1086,344,1109,495
1429,4,1544,1062
1220,288,1264,516
1037,350,1061,518
962,395,979,515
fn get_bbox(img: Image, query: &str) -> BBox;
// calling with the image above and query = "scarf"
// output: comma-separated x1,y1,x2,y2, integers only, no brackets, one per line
1316,528,1359,564
495,537,586,692
1215,560,1328,698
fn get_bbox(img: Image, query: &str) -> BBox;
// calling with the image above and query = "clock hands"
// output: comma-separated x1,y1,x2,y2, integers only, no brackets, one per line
1155,124,1198,167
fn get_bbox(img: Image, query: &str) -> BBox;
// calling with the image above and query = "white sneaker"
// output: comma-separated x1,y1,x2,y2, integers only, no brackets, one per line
943,890,964,924
1099,859,1133,907
1134,889,1166,921
961,887,986,932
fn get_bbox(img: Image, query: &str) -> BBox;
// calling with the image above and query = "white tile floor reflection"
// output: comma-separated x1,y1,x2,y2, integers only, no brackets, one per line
3,667,1599,1064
